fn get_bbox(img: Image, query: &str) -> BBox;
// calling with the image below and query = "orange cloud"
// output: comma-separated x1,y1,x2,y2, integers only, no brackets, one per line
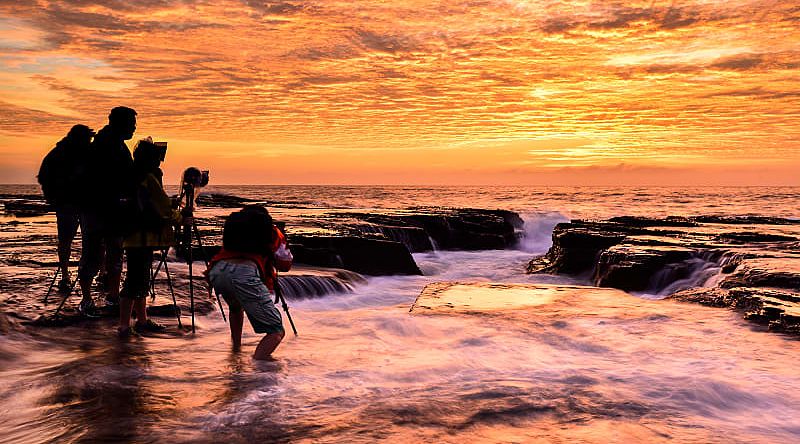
0,1,798,184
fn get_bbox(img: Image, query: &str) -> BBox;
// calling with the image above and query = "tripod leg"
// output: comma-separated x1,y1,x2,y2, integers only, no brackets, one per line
213,287,226,322
162,252,182,328
275,278,298,336
150,253,166,302
52,269,80,319
192,222,227,322
188,243,195,334
191,223,209,265
44,267,61,304
149,261,156,302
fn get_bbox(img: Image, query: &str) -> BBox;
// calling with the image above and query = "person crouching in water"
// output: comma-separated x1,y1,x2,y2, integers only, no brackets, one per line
118,138,190,337
208,205,292,359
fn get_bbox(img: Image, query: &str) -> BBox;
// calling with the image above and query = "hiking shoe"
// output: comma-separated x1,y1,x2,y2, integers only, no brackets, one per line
134,319,167,333
117,326,139,339
78,298,99,318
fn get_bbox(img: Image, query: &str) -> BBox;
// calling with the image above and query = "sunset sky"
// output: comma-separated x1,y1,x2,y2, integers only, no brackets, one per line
1,0,798,185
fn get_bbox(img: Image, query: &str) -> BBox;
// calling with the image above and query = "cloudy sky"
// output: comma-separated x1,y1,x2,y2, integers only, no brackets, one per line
1,0,798,184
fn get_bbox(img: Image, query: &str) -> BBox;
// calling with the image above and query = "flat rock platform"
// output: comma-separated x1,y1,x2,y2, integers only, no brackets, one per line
411,282,634,314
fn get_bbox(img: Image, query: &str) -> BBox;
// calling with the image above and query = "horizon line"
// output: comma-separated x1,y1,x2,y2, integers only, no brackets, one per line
3,183,799,188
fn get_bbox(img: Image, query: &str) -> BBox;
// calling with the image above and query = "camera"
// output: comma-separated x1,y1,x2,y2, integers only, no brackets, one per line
154,142,167,162
182,167,209,188
133,138,167,163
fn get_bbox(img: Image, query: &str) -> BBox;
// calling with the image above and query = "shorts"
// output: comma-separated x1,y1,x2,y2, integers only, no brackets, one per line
121,247,154,300
208,260,284,335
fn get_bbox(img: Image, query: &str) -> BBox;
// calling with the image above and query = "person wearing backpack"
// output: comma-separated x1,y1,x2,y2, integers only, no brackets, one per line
208,205,293,359
117,138,190,337
37,124,95,290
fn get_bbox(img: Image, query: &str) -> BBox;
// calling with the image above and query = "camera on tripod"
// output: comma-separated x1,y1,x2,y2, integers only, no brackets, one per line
178,167,209,216
175,167,209,255
169,166,225,332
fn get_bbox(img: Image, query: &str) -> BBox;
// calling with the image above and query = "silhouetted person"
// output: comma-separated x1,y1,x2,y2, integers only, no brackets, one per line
77,107,137,316
118,138,189,337
37,124,95,290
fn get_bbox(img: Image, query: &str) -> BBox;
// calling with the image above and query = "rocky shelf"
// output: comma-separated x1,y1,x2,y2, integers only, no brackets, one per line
2,191,524,277
527,216,800,335
192,205,524,276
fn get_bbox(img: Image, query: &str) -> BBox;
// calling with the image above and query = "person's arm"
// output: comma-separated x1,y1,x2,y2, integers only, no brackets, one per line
143,174,182,224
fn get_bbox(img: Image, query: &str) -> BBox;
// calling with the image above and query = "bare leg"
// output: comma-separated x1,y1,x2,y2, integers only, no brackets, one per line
134,298,148,324
253,332,285,360
107,271,121,300
119,297,134,330
229,309,244,351
56,208,79,284
58,241,71,281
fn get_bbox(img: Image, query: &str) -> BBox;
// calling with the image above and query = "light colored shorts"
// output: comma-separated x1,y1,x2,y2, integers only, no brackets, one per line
209,259,284,334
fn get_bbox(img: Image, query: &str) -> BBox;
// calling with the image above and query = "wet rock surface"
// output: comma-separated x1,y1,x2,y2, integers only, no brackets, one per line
594,245,696,291
411,282,630,314
285,207,522,275
669,287,800,334
290,236,422,276
195,193,258,208
528,216,800,334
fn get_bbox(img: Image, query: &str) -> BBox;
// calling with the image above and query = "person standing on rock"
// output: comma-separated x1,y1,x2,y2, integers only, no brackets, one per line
208,205,293,359
37,124,95,290
118,138,190,337
77,107,137,316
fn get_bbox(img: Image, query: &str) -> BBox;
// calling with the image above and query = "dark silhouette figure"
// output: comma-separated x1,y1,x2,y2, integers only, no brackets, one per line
37,124,95,289
77,106,137,316
118,138,188,337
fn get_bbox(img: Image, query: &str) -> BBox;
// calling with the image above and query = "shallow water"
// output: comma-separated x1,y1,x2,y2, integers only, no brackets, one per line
1,185,799,443
3,268,800,443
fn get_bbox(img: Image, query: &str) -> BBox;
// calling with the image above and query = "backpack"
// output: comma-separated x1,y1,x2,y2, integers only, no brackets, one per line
38,146,80,206
222,206,275,256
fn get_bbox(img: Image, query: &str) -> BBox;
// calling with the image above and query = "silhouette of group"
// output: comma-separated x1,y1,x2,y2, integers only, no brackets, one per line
38,107,189,336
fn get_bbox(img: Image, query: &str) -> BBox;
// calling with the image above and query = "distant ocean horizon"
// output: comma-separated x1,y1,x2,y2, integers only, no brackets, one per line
2,184,798,220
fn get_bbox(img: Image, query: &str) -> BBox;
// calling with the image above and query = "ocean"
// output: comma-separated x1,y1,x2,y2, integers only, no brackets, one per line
0,185,799,443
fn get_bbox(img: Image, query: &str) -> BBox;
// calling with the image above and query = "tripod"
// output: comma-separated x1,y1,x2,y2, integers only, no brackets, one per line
150,220,227,333
178,169,227,332
44,266,71,305
49,267,81,319
148,249,182,328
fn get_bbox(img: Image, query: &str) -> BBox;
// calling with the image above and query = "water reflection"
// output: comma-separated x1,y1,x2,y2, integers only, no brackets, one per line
3,281,800,443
